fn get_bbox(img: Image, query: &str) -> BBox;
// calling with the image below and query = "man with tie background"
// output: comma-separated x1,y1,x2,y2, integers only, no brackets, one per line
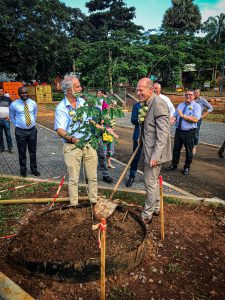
9,86,40,177
166,90,201,175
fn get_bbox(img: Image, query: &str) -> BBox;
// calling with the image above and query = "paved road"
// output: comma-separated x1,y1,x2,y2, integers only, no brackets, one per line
2,104,222,200
0,123,185,197
117,112,225,146
115,112,225,200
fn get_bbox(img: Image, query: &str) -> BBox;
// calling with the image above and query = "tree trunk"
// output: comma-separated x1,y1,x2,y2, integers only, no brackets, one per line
108,49,113,94
179,67,183,86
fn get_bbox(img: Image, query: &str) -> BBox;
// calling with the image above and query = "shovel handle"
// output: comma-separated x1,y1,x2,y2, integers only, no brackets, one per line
108,143,141,201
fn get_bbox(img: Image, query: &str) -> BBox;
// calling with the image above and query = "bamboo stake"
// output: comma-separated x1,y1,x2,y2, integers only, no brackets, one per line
0,196,89,205
159,175,165,240
100,218,106,300
0,272,34,300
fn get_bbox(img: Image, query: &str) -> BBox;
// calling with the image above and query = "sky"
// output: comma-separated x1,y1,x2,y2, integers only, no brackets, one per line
62,0,225,31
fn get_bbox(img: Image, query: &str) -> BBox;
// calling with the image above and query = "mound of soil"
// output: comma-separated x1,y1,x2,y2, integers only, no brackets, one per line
7,205,146,280
1,202,225,299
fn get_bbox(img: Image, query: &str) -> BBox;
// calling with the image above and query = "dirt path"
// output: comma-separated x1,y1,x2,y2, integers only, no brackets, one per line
37,104,225,200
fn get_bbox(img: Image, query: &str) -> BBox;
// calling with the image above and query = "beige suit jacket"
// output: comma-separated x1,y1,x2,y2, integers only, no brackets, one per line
143,94,172,165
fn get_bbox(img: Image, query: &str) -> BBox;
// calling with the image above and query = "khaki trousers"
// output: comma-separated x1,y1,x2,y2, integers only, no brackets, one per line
142,163,161,220
63,143,98,206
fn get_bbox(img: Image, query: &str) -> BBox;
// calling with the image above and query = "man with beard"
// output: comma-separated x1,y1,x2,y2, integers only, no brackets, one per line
54,75,98,207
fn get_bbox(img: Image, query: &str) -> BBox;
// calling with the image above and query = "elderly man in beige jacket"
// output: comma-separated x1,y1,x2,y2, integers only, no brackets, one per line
137,78,171,225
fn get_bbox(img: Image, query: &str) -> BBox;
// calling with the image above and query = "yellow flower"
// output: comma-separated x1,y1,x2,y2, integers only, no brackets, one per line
69,111,75,116
103,133,110,141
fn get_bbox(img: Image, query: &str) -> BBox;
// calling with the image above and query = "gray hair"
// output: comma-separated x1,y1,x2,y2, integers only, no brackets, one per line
61,75,78,94
154,82,161,89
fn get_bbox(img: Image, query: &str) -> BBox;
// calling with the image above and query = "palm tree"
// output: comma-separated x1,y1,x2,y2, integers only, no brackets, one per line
202,13,225,45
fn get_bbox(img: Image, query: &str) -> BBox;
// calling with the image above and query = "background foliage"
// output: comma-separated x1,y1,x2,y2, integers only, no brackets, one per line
0,0,225,90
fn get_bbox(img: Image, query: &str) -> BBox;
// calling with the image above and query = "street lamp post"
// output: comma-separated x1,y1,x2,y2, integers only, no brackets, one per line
219,43,225,97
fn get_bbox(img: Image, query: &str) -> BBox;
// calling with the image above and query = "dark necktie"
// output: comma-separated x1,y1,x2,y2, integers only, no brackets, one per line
24,102,31,126
178,103,187,129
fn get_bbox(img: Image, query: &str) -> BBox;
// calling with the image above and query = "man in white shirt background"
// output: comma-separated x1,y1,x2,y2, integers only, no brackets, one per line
153,83,175,123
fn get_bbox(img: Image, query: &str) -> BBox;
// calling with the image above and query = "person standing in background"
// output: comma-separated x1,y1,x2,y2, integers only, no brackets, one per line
166,90,201,175
125,100,143,187
153,83,175,123
9,86,40,177
96,90,114,183
0,88,13,153
193,89,213,154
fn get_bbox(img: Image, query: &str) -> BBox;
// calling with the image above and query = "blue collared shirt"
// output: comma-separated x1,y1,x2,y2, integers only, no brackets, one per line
174,101,201,131
9,98,37,129
196,97,213,114
54,96,91,141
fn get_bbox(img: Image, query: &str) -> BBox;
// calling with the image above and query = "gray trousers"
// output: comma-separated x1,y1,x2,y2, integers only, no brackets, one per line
142,163,161,220
97,138,109,177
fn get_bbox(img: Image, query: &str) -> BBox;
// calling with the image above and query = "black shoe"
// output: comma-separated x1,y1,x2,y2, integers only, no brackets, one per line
153,210,160,216
182,168,189,175
31,170,40,176
218,151,224,158
0,149,4,153
166,164,177,171
103,176,113,183
8,148,14,153
20,172,27,177
126,177,134,187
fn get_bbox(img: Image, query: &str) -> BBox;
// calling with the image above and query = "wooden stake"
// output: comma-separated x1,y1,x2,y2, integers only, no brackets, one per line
100,218,106,300
159,176,165,240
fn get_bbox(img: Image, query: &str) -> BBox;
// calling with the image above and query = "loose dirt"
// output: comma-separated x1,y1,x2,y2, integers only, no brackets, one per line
7,205,144,264
0,201,225,299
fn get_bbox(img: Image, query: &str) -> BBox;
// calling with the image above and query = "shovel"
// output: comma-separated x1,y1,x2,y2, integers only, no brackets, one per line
94,143,141,221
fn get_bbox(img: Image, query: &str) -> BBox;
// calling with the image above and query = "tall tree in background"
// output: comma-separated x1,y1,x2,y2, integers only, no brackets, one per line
0,0,87,81
202,13,225,46
161,0,201,34
85,0,143,41
83,0,143,92
160,0,201,87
